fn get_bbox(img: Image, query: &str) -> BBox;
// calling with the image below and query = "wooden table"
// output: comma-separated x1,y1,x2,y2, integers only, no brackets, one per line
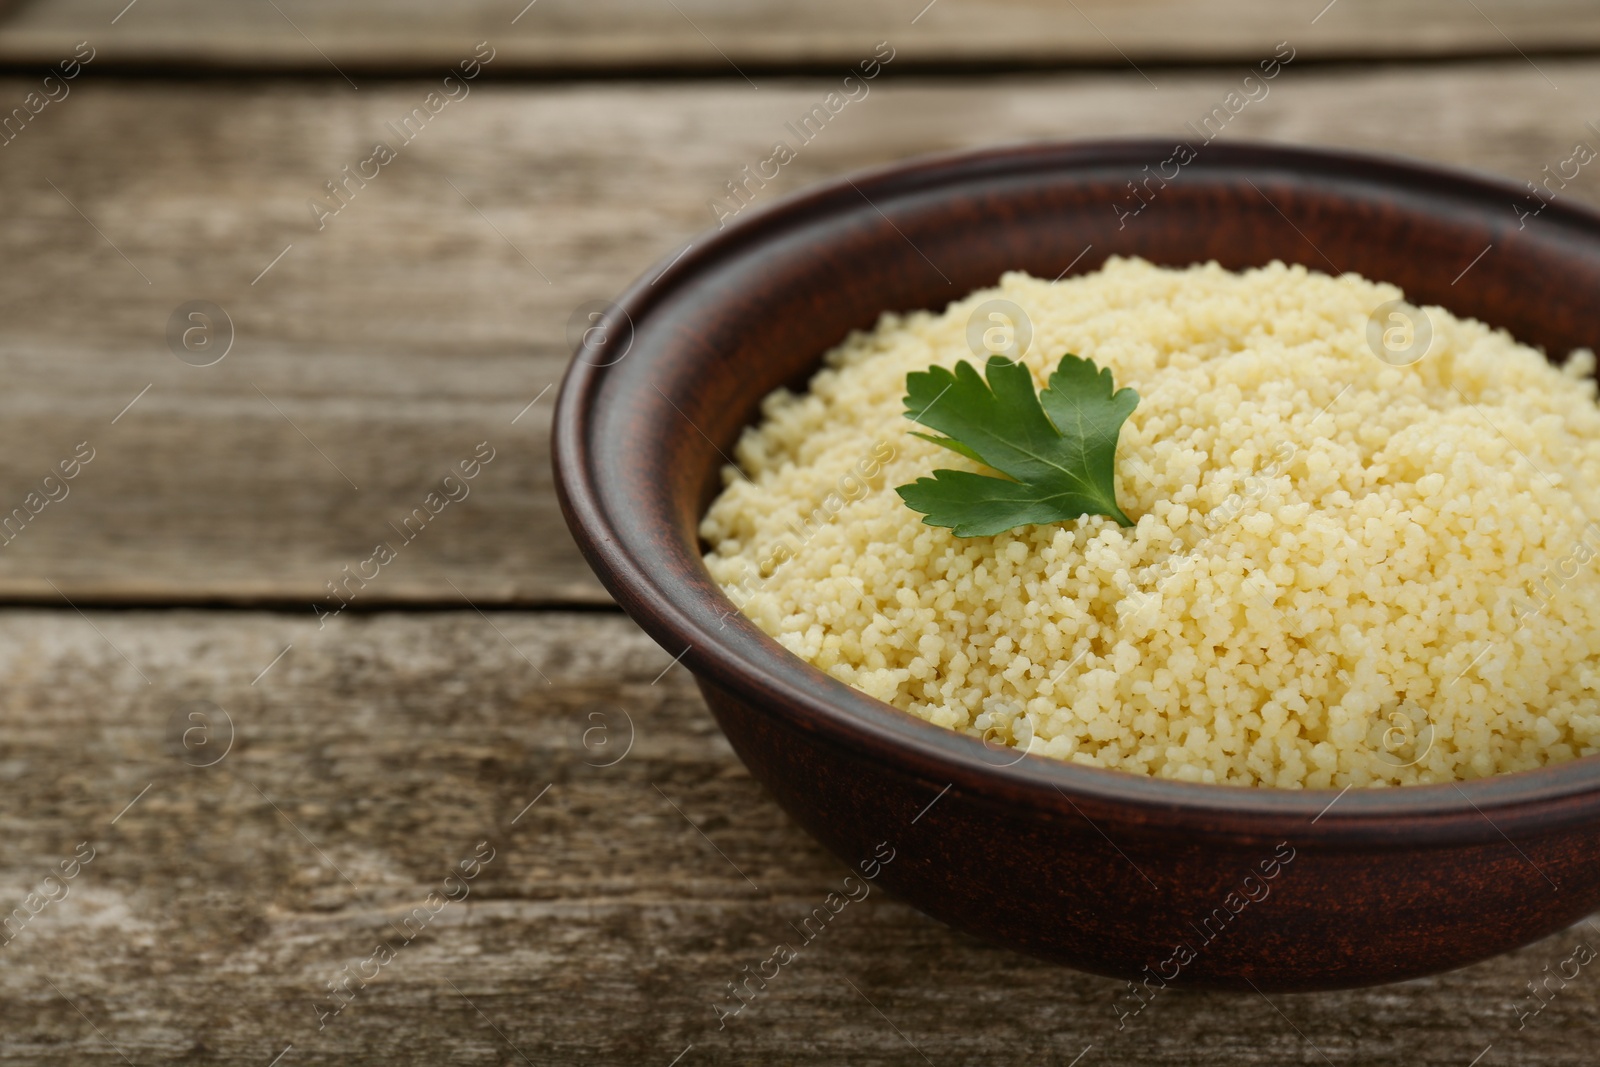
0,2,1596,1063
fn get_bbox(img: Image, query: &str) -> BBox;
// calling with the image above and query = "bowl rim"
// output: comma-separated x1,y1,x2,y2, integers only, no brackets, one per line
554,136,1600,845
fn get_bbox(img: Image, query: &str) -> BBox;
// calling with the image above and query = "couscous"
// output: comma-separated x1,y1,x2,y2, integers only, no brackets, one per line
700,258,1600,787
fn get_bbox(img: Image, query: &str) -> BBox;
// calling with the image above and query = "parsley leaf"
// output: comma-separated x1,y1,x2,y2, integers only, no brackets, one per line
895,353,1139,536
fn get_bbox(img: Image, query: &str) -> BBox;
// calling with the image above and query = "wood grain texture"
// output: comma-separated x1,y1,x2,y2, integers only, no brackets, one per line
1,60,1599,607
0,0,1596,71
0,609,1594,1065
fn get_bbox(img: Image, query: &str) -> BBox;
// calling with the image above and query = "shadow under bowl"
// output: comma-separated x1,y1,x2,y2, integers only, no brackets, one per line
553,139,1600,992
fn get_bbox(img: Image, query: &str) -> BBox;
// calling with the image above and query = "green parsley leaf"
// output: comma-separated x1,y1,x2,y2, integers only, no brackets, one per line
895,353,1139,536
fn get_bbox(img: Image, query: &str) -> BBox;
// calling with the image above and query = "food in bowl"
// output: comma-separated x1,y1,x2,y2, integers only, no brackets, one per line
699,256,1600,788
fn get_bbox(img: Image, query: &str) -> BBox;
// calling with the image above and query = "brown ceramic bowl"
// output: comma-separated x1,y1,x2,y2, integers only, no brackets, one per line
553,140,1600,992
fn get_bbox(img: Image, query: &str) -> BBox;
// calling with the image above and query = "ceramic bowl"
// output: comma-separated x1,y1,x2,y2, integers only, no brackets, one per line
553,140,1600,991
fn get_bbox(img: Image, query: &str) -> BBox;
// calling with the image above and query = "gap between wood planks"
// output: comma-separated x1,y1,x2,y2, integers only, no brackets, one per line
0,595,627,613
1,45,1600,81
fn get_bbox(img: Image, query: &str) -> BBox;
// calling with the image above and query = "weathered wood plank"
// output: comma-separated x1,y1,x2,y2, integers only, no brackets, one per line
0,0,1596,71
0,609,1592,1065
1,61,1599,606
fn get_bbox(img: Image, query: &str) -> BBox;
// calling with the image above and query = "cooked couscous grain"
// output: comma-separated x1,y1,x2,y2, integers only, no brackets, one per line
699,258,1600,787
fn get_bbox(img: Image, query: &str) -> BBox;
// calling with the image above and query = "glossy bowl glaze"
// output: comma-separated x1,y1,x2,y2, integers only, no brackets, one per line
553,140,1600,991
